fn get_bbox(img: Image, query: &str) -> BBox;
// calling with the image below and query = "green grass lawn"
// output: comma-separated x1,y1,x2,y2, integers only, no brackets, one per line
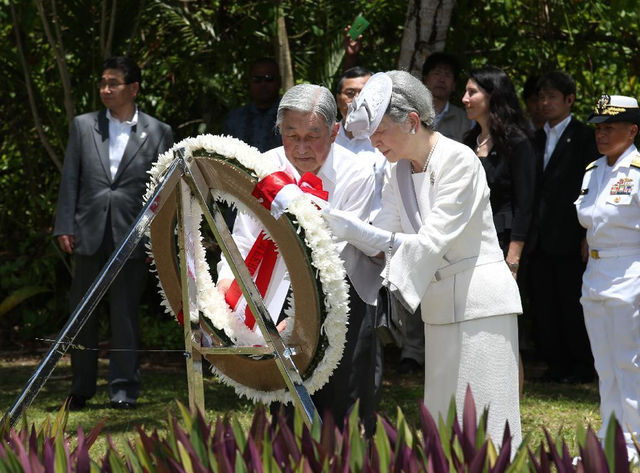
1,350,602,461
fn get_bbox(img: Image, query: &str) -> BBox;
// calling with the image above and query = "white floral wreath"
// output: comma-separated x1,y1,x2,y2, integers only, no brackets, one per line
143,134,350,404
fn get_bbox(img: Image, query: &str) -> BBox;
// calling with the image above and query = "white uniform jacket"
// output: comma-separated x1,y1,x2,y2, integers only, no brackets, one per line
373,134,522,324
576,145,640,257
218,144,377,310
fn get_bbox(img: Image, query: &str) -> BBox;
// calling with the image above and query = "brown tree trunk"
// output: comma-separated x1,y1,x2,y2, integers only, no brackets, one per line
34,0,75,131
273,1,294,92
9,0,62,172
100,0,117,59
398,0,457,77
125,0,147,56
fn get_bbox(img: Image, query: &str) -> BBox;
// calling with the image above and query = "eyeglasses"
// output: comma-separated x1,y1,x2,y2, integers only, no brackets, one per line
96,80,130,90
250,75,276,84
341,89,361,99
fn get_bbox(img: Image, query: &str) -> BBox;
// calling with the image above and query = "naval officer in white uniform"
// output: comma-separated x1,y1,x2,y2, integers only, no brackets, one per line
575,94,640,463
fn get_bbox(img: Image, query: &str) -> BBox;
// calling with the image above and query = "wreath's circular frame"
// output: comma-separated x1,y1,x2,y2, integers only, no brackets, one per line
143,135,350,404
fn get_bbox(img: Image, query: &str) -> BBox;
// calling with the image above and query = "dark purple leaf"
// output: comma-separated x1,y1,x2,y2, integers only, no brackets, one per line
612,420,630,473
277,415,301,463
135,425,161,459
320,410,337,453
491,436,511,473
272,432,289,469
561,441,573,471
426,456,436,473
249,408,268,448
449,439,463,472
528,446,541,471
11,432,32,471
27,428,44,473
462,385,478,458
214,443,235,473
540,444,551,473
244,436,264,473
501,421,511,451
581,429,609,473
468,442,487,473
419,402,438,447
340,444,351,473
223,421,238,464
28,426,38,456
392,444,411,472
43,439,54,472
195,409,211,441
300,428,323,470
361,447,372,473
407,449,421,473
543,429,572,473
212,417,226,453
83,418,106,451
172,420,199,459
73,425,91,473
423,429,448,472
379,416,397,448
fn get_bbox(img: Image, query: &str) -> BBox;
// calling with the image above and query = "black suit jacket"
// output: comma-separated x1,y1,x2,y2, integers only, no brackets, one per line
54,109,173,259
480,133,536,244
529,116,599,256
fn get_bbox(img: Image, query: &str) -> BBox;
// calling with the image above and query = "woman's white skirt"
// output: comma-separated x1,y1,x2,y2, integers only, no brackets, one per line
423,313,522,453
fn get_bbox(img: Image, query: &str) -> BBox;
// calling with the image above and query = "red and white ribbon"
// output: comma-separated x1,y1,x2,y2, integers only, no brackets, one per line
225,171,329,329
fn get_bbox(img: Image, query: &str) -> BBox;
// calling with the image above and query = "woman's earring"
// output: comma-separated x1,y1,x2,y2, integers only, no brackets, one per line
411,128,416,135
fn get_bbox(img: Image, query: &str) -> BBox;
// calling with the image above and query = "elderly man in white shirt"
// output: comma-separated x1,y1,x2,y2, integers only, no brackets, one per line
217,83,379,432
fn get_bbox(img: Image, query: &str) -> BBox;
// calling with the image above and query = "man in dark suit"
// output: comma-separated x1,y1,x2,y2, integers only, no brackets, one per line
528,71,598,383
54,57,173,409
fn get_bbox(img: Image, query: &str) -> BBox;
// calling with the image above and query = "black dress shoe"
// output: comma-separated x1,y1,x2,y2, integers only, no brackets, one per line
111,400,136,410
397,358,422,374
67,395,87,411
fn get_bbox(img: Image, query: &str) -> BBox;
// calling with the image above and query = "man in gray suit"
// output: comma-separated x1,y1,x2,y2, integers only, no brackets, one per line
54,56,173,410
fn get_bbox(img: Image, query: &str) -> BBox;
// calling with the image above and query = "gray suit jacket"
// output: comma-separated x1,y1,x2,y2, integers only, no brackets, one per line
54,109,173,259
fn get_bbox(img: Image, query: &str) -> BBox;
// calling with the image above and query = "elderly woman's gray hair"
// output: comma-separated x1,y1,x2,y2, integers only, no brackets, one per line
386,70,436,130
276,84,337,132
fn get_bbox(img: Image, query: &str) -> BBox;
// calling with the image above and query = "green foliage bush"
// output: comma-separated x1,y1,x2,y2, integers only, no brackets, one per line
1,389,637,472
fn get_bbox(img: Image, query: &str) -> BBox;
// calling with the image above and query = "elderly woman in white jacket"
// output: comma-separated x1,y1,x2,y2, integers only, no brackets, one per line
323,71,522,450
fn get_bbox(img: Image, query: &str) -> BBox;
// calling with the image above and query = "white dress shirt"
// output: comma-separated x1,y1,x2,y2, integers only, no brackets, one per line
106,107,138,179
218,143,377,322
335,121,387,219
542,113,572,170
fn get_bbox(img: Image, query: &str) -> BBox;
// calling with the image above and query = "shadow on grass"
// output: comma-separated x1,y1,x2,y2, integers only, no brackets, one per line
1,354,254,434
523,379,600,405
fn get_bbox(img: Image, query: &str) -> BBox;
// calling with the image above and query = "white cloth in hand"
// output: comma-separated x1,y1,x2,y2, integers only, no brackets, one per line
322,208,404,256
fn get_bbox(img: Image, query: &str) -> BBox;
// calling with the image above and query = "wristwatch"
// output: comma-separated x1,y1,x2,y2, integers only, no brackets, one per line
506,260,519,270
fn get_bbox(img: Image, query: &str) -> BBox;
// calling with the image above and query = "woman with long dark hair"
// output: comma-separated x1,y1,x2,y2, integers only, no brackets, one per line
462,66,536,280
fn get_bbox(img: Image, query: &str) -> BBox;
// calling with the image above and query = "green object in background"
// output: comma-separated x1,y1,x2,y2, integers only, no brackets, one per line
347,15,369,40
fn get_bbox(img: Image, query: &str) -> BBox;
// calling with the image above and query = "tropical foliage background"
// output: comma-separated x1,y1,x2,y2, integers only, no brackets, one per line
1,0,640,349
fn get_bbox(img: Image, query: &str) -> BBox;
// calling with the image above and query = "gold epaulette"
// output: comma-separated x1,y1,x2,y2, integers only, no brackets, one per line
585,160,598,171
631,154,640,169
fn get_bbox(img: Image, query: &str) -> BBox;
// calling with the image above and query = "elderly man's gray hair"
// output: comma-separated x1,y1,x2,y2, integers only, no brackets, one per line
276,84,337,132
386,70,436,131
